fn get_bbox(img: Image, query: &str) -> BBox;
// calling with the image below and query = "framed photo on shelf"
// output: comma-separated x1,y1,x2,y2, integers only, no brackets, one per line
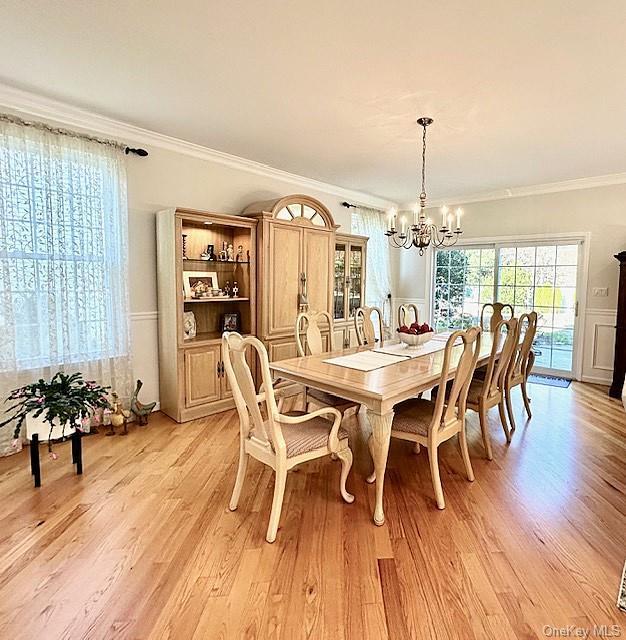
183,271,219,299
221,311,241,333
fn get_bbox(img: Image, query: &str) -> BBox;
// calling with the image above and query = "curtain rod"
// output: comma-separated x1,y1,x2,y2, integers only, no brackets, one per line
0,112,149,157
342,200,388,213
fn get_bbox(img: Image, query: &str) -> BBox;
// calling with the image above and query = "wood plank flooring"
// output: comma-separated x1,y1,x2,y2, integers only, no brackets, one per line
0,382,624,639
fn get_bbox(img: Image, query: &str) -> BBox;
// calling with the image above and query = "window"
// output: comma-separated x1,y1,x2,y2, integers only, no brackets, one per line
434,247,495,331
0,118,131,394
433,241,582,375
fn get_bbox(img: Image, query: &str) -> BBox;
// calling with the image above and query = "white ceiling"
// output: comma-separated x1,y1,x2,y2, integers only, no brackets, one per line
1,1,626,204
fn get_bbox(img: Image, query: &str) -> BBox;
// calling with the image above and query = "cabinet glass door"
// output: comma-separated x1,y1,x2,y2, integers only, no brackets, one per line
348,245,363,318
334,243,347,320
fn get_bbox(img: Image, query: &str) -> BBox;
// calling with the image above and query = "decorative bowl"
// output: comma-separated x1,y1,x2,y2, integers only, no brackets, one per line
397,331,435,348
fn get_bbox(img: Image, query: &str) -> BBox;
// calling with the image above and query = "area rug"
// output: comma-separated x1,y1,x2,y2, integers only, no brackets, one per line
619,561,626,612
527,374,571,388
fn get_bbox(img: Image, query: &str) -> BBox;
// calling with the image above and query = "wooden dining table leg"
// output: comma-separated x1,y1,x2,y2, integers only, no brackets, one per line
365,408,394,526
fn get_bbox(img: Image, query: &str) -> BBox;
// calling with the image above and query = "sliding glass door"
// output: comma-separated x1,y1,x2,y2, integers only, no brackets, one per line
433,240,582,377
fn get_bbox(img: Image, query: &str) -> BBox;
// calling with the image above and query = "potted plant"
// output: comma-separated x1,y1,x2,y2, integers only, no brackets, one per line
0,372,111,455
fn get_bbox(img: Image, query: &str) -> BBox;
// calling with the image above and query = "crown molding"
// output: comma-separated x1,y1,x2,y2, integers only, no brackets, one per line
0,83,395,210
401,172,626,209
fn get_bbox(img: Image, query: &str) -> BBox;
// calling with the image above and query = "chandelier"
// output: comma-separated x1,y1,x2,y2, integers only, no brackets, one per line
385,117,463,254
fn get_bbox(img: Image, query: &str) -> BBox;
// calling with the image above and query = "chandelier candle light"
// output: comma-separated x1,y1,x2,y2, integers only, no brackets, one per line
385,117,464,254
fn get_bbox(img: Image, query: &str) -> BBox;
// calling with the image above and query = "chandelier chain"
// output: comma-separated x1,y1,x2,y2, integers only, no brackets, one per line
420,122,427,199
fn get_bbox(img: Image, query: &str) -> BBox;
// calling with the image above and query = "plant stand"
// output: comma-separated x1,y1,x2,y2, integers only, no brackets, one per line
29,431,83,488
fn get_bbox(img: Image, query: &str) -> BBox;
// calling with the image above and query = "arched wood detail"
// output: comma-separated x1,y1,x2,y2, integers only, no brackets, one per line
241,194,336,229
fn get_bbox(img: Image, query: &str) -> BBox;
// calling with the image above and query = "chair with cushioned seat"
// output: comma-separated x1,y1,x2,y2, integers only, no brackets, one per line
223,331,354,543
354,306,385,347
295,310,361,416
505,311,538,432
388,327,481,510
465,318,518,459
480,302,514,332
397,303,419,329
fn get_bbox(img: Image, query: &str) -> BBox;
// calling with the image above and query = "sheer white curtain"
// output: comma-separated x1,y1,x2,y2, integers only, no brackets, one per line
0,117,132,456
351,206,393,327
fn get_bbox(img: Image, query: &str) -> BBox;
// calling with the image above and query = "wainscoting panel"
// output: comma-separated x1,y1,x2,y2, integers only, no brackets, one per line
582,308,616,384
130,311,160,408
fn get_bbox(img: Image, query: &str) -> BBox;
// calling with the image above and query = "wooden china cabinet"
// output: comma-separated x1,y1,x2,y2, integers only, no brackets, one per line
156,208,257,422
333,233,368,349
242,195,337,361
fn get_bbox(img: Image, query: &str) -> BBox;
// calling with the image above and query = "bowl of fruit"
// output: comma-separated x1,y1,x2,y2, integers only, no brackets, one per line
397,322,435,348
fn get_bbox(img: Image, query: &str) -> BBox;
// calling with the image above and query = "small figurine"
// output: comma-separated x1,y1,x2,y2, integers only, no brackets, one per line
227,243,234,262
247,249,250,262
201,244,215,261
218,241,228,261
108,392,130,436
182,234,188,260
183,311,196,340
236,245,244,262
225,280,231,297
232,281,239,297
130,380,156,426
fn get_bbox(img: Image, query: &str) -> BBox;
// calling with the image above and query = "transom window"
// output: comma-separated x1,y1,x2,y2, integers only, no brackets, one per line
275,203,326,226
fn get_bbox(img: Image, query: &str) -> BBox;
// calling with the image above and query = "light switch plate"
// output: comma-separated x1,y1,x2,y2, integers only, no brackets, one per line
592,287,609,297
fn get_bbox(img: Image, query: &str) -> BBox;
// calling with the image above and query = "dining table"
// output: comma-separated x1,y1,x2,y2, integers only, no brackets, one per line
269,330,501,527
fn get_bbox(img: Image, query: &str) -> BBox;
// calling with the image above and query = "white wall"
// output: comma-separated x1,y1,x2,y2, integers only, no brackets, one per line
394,184,626,382
127,144,365,406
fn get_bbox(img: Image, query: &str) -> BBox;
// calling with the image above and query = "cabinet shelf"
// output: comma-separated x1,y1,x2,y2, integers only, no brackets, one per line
184,297,250,303
183,259,251,266
183,331,253,346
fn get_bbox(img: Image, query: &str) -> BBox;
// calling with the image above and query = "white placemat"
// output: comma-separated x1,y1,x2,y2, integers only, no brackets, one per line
374,339,448,359
323,350,408,372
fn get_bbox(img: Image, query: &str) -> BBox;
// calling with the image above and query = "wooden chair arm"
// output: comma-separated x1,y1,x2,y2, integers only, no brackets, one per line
276,407,344,452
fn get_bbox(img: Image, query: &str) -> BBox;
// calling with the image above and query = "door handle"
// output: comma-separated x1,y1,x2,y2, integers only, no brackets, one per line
217,361,221,378
299,271,308,306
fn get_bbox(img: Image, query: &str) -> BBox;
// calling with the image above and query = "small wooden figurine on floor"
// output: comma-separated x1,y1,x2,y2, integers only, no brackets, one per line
107,392,130,436
130,379,156,426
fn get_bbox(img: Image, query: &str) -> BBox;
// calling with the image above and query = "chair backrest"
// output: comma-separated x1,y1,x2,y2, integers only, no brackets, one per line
430,326,482,431
295,310,334,357
480,302,514,332
480,318,519,400
354,306,384,347
222,332,285,454
508,311,538,380
397,303,419,328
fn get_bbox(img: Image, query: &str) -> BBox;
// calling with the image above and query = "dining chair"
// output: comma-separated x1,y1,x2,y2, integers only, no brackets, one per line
223,331,355,543
397,303,419,328
295,311,360,415
354,306,385,347
464,318,519,459
480,302,514,332
505,311,538,432
388,326,481,509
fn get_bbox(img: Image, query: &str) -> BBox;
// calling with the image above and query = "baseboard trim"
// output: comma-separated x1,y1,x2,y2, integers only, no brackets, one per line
581,375,612,385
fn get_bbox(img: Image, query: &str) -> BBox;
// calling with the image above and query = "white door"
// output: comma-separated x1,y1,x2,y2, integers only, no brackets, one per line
433,241,583,378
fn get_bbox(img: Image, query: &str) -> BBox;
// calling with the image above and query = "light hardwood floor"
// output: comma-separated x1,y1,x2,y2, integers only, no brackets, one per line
0,382,624,639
